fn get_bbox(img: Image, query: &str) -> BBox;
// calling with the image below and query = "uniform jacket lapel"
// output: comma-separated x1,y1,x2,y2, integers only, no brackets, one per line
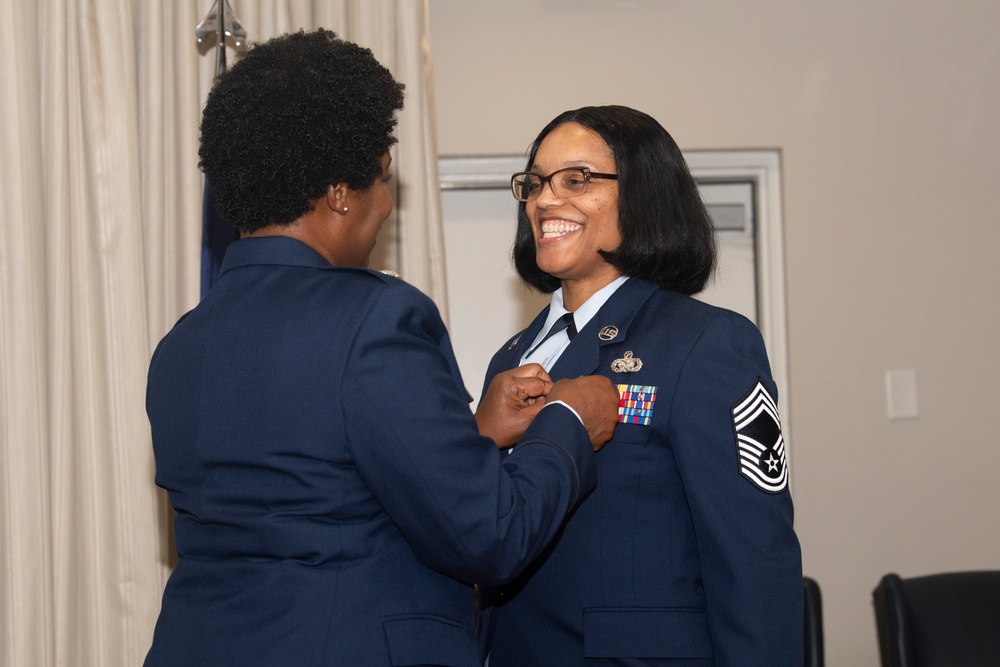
548,278,660,381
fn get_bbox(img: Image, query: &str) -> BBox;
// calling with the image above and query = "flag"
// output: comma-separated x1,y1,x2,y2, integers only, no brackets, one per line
196,0,247,298
200,181,239,297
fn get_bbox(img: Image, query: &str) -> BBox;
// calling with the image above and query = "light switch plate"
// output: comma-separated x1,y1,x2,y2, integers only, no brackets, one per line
886,369,920,420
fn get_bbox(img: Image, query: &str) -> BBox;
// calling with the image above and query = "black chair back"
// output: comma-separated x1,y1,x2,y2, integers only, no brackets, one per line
872,570,1000,667
803,576,824,667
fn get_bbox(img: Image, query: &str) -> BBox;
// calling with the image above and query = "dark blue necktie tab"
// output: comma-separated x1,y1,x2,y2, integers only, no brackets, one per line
526,313,576,357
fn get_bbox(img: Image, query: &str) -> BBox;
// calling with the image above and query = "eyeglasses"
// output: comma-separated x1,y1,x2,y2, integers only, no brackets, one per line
510,167,618,203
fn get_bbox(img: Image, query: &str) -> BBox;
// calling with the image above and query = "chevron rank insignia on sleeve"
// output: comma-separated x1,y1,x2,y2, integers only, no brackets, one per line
732,379,787,493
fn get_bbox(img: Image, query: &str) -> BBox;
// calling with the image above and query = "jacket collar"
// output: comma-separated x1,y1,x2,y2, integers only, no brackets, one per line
548,277,660,379
502,278,661,378
219,236,333,275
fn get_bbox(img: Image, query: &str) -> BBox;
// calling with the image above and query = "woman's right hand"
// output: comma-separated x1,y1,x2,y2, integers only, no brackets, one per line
547,376,620,451
475,364,553,448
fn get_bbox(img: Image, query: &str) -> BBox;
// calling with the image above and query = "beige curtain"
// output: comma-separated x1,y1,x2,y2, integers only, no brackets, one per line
0,2,445,665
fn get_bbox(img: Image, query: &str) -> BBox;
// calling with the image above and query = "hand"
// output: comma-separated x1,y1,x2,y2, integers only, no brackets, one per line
475,364,553,448
546,376,619,451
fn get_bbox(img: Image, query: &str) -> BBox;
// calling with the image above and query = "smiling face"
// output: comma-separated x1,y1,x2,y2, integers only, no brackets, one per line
527,122,622,305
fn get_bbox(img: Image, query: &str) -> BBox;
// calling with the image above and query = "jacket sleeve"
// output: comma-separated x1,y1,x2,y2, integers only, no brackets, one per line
341,285,597,585
668,311,803,667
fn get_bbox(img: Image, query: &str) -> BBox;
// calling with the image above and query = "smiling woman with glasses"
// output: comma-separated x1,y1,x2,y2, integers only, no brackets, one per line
477,105,804,667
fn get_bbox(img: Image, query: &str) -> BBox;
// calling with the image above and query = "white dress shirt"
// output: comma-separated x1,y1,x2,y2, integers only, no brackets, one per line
520,276,629,371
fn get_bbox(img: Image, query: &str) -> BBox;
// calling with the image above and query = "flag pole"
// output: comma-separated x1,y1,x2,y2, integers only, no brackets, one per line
195,0,247,297
215,0,226,79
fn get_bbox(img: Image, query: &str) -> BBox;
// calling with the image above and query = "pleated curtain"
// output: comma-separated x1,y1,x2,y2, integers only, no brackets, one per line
0,2,445,664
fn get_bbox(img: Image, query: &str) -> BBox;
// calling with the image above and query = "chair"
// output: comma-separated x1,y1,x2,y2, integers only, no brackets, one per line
872,570,1000,667
803,576,824,667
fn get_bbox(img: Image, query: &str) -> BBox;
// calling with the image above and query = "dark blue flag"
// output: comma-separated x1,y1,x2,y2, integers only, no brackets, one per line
200,181,239,298
197,0,247,298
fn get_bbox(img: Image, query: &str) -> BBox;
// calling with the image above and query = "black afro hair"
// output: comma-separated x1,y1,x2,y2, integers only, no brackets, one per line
198,29,405,233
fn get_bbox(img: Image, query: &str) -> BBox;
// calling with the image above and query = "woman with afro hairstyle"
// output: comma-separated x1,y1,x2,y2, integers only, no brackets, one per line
144,30,618,667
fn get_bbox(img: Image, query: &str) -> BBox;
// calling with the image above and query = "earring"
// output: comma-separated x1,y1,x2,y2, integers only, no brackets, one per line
342,206,349,214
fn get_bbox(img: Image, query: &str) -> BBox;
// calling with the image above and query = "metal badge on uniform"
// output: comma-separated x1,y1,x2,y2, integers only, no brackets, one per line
598,325,619,341
732,379,787,493
617,384,656,425
507,334,521,351
611,351,642,373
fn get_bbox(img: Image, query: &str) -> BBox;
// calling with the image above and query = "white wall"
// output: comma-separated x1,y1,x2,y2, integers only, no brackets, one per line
429,1,1000,664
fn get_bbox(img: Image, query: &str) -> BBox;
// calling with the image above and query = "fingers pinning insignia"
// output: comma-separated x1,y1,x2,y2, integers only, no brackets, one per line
732,379,787,493
618,384,656,425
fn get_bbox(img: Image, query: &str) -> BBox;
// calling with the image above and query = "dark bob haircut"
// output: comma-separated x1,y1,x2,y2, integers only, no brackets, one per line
513,105,716,296
199,29,405,233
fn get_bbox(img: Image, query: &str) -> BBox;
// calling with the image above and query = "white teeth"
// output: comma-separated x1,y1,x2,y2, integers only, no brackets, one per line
540,220,582,239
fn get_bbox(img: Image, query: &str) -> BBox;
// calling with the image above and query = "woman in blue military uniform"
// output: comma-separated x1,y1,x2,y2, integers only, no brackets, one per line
143,31,619,667
480,106,803,666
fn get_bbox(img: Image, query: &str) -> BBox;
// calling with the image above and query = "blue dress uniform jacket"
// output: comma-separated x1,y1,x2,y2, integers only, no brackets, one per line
143,237,597,667
481,278,803,667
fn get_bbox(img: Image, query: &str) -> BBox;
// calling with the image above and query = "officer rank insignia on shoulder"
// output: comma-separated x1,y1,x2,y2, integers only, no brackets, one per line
617,384,656,425
732,379,787,493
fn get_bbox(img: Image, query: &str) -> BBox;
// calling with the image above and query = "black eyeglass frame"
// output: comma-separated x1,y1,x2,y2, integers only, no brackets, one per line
510,167,618,202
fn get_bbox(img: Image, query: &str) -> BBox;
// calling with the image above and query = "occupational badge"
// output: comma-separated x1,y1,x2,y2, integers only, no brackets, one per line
617,384,657,425
731,379,787,493
611,351,643,373
598,325,619,341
